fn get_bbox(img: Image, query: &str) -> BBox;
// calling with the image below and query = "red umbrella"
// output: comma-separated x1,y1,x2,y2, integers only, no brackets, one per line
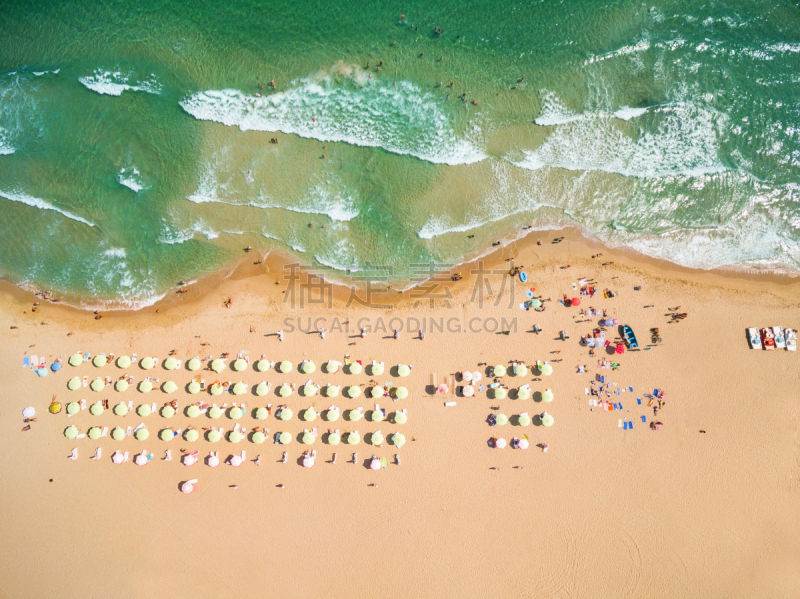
571,297,581,306
615,344,625,354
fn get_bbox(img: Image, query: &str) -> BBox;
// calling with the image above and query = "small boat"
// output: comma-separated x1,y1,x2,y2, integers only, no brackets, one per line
622,325,638,349
519,271,527,283
772,326,786,349
785,328,797,351
747,327,762,350
761,328,775,350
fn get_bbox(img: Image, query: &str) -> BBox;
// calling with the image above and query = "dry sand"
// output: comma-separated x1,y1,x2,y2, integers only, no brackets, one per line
1,231,799,599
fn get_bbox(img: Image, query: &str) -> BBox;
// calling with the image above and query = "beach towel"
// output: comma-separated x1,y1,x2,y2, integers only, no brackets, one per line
616,388,620,396
641,415,646,423
600,376,605,384
637,398,642,405
23,357,29,368
585,388,589,395
629,386,633,392
30,355,38,368
618,419,623,427
628,422,633,429
618,403,623,410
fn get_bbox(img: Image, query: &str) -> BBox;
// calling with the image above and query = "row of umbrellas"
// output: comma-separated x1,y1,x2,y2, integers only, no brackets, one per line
476,387,554,401
489,411,553,427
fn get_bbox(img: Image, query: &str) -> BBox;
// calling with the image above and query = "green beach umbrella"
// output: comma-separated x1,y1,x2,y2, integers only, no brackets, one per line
517,387,531,400
187,405,201,418
135,427,149,440
160,428,174,441
187,358,202,371
279,431,291,445
209,383,223,396
69,353,83,366
346,386,361,399
302,384,317,397
394,386,408,399
493,365,506,377
256,359,271,372
278,383,293,397
138,379,153,393
67,377,81,390
325,385,340,398
347,362,362,375
370,386,385,398
540,363,553,376
162,380,177,393
93,354,108,367
207,429,221,442
90,378,104,392
232,382,247,395
252,431,266,444
371,431,384,446
542,389,554,403
370,410,384,422
64,425,78,439
302,432,315,445
540,413,554,427
324,360,339,373
393,411,407,424
348,409,363,421
229,406,243,420
255,382,268,396
397,364,411,377
88,427,102,440
255,407,269,420
278,407,293,421
517,413,531,426
111,427,125,441
531,299,542,308
184,428,199,442
300,360,316,374
232,358,247,371
277,361,292,373
161,405,175,418
89,402,104,416
137,403,151,417
495,413,508,426
140,356,155,370
66,402,80,415
347,431,360,445
370,363,385,376
117,355,131,368
325,407,340,421
326,432,341,445
208,406,223,419
115,380,129,392
514,364,528,377
302,407,317,421
493,387,507,400
211,359,226,373
188,381,201,394
228,430,244,443
391,432,406,448
164,357,178,370
113,402,128,416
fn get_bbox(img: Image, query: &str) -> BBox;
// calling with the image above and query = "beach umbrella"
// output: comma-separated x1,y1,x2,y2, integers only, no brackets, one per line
232,358,247,372
207,359,224,373
370,386,385,398
256,359,271,372
209,383,223,396
278,407,293,421
302,432,315,445
51,361,62,372
49,400,61,414
113,402,128,416
188,381,201,394
137,403,151,417
162,380,177,393
163,357,178,370
134,453,149,466
93,354,107,367
232,382,247,395
278,384,293,397
540,363,553,376
518,438,530,449
327,432,341,445
325,385,340,398
229,406,243,420
111,427,125,441
228,430,244,443
23,407,36,418
462,385,475,397
230,454,244,466
303,454,315,468
277,361,292,373
493,387,507,400
514,364,528,377
540,413,554,427
187,405,202,418
300,360,316,374
347,431,360,445
325,407,340,421
66,402,80,415
160,428,174,441
208,405,222,419
517,387,531,400
391,432,406,448
187,358,202,371
394,386,408,399
64,425,78,439
255,382,268,396
90,378,104,392
370,410,384,422
397,364,411,377
616,344,625,355
182,454,197,466
493,365,507,377
462,371,473,382
393,411,407,424
279,432,292,445
348,409,363,421
371,431,384,446
180,481,196,493
161,405,175,418
472,371,483,383
370,458,381,471
302,383,317,397
495,413,508,426
517,413,531,427
68,377,81,390
255,407,269,420
438,384,449,395
140,356,155,370
88,427,102,440
207,429,221,442
542,389,554,403
347,362,362,375
89,402,104,416
184,429,199,442
116,355,131,368
115,380,129,392
252,431,266,444
494,437,507,449
139,379,153,393
112,451,125,464
370,363,385,376
571,297,581,307
531,299,542,308
69,353,83,366
37,367,48,378
346,386,362,399
207,454,220,467
135,427,149,440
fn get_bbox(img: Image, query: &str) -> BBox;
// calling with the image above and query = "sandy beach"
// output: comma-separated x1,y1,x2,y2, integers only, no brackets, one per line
1,230,799,599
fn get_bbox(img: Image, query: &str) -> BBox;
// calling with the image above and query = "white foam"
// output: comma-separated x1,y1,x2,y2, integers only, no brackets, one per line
180,66,486,166
0,189,95,227
313,239,362,272
79,70,161,96
118,167,144,192
0,128,13,155
535,91,584,126
613,106,649,120
103,247,127,258
584,40,651,65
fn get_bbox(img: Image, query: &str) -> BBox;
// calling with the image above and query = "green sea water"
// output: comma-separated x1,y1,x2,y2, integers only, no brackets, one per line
1,0,799,307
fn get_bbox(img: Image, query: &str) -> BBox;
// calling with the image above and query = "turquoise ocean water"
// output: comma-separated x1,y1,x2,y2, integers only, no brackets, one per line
1,0,799,308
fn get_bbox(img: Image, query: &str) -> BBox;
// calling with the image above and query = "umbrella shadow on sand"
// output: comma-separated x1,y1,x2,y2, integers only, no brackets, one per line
425,384,437,395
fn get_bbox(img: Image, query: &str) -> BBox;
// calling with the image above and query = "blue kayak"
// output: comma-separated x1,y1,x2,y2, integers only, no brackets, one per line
519,271,528,283
622,324,639,348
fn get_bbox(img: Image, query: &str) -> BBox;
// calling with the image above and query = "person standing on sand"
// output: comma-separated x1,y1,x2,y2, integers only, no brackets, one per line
277,330,284,341
394,329,399,340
